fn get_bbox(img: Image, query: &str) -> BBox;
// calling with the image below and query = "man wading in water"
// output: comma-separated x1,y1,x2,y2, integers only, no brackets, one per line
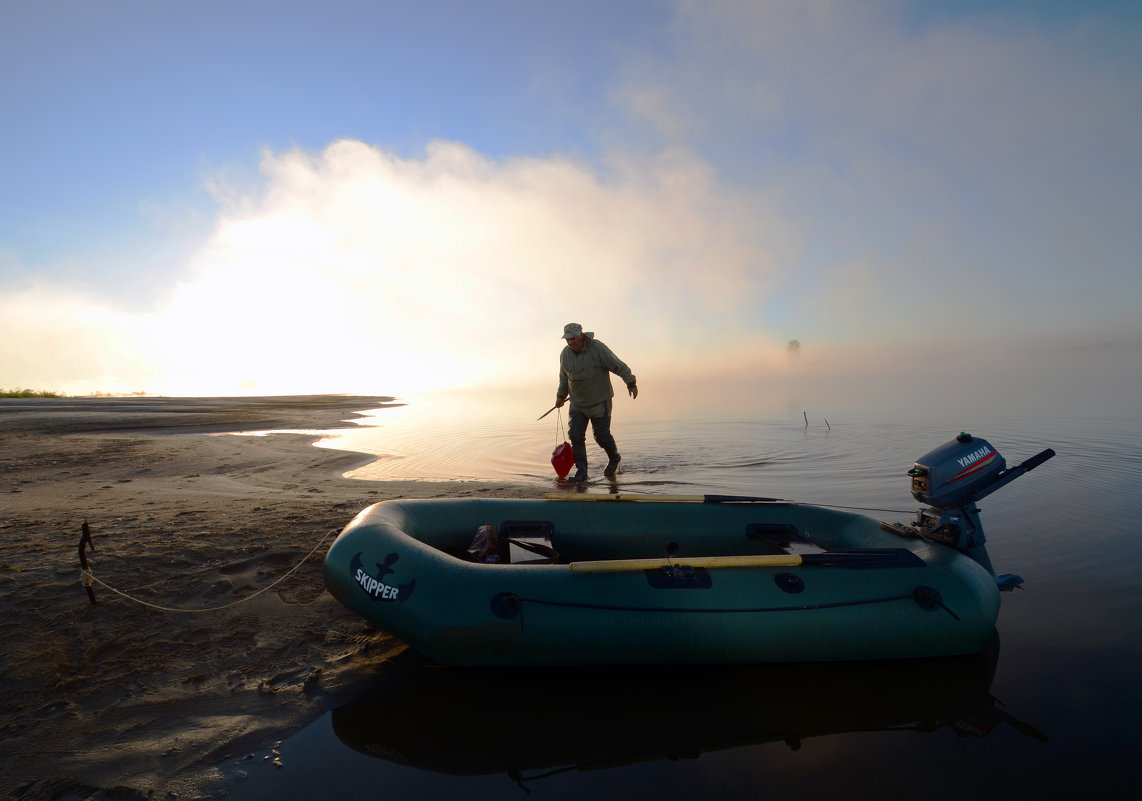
555,323,638,483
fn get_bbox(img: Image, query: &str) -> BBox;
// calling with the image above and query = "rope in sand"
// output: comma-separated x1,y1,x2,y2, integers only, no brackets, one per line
80,528,338,613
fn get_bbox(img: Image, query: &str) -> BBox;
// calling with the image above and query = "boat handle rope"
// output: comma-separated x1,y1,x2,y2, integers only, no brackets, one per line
492,586,960,623
78,521,337,612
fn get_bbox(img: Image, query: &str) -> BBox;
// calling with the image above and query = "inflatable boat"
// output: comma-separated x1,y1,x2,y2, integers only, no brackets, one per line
323,434,1053,666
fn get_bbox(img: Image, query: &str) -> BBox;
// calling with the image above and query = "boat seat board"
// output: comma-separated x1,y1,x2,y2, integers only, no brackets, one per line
501,520,560,564
746,523,826,554
507,536,559,564
501,520,555,540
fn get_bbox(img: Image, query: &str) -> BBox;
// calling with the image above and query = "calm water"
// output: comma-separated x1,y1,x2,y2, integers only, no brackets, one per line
223,400,1142,798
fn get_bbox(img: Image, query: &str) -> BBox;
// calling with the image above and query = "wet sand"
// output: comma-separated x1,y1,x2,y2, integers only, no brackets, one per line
0,396,543,798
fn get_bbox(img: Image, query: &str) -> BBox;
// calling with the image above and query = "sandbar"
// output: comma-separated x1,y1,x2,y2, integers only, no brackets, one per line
0,395,543,798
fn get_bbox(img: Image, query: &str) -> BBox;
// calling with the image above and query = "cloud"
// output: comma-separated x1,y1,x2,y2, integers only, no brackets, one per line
1,138,795,398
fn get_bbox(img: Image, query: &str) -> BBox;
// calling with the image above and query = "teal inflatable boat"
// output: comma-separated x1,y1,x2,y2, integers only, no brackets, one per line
323,434,1054,666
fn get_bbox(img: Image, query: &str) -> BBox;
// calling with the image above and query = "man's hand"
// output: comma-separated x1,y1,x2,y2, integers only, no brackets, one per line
555,396,566,408
628,384,638,400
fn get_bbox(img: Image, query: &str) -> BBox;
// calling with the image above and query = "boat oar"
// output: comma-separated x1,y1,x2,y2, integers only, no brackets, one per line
569,548,925,573
546,492,786,503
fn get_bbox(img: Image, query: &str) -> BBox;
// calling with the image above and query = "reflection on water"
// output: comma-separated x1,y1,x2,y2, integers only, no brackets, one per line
331,637,1044,790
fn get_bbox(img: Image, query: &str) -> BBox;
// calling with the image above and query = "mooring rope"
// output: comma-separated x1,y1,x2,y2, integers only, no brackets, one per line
81,527,338,613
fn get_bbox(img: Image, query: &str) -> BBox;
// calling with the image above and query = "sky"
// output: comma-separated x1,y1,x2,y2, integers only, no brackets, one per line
2,0,1140,422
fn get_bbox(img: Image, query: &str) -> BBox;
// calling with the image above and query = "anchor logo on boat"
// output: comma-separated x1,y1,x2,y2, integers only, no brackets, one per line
350,552,416,603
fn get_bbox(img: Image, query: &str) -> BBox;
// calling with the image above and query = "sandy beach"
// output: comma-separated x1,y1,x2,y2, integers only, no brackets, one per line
0,395,543,799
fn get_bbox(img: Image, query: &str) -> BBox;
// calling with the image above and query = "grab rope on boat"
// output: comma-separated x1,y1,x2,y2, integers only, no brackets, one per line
492,587,962,623
77,520,336,612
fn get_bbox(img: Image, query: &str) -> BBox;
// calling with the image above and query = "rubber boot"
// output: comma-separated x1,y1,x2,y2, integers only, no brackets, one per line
570,440,589,483
603,447,621,477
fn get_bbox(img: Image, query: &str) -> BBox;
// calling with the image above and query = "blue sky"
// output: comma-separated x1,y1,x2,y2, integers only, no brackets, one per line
3,0,654,293
2,0,1140,420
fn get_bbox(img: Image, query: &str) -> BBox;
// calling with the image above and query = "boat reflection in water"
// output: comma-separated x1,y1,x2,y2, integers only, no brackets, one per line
332,633,1045,789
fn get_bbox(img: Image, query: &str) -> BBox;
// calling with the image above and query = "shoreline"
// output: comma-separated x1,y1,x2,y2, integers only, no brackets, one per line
0,396,545,798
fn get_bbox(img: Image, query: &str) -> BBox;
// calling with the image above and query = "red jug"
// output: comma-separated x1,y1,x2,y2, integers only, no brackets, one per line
551,441,575,478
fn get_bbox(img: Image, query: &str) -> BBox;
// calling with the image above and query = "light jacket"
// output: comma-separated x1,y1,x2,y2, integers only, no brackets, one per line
556,333,636,417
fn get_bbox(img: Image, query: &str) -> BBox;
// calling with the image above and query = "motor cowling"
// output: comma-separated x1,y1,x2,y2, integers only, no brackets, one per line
908,433,1006,510
905,433,1053,591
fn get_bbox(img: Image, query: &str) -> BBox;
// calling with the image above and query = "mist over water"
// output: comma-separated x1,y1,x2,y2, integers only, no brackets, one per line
321,391,1133,508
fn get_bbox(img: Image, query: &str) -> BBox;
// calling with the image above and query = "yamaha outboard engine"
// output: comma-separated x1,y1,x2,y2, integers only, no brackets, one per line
907,433,1055,590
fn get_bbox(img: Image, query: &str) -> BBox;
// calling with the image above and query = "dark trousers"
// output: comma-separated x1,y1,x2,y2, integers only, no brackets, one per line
568,405,618,471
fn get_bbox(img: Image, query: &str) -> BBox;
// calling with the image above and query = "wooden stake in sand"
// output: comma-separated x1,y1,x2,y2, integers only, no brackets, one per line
79,520,97,605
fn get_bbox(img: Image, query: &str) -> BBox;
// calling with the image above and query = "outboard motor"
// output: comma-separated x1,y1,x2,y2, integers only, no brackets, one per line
907,433,1055,590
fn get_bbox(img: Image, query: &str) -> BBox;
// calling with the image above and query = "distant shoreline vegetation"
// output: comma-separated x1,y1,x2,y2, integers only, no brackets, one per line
1,388,64,398
2,389,155,398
